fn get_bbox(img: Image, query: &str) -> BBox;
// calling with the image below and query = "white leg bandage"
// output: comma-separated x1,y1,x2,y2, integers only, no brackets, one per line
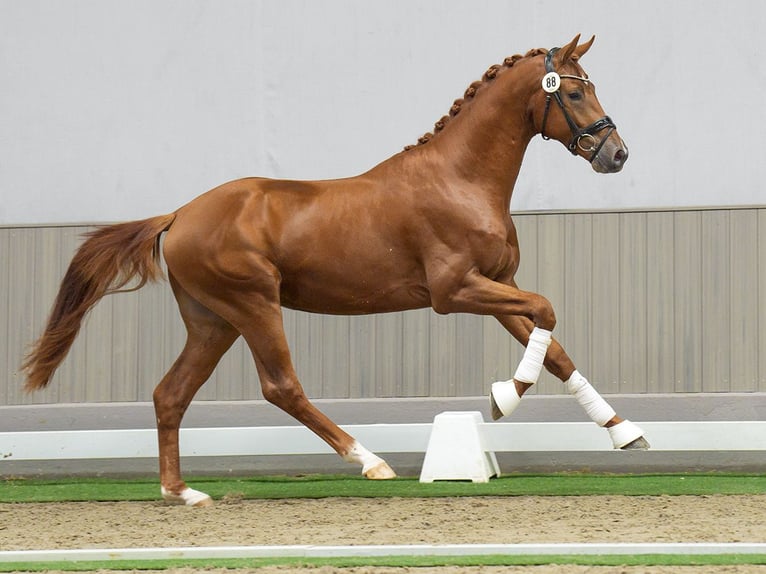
513,327,553,384
491,327,552,418
564,370,616,427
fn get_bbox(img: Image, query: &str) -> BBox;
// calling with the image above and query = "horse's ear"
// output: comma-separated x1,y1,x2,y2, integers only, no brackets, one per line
572,35,595,61
555,34,581,66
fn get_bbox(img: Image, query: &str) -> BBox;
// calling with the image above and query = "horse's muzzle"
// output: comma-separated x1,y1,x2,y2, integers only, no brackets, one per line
591,136,629,174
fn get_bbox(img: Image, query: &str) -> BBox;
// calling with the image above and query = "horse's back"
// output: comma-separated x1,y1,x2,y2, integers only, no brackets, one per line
163,175,432,314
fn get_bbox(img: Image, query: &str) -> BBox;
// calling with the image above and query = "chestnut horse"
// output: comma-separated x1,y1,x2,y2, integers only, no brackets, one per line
23,35,648,506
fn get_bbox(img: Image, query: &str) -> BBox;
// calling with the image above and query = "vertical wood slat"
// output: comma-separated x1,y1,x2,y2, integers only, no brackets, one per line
454,314,483,397
325,316,352,398
590,214,621,392
1,229,18,405
619,212,648,393
645,212,675,393
701,211,731,391
7,229,45,405
428,313,456,396
0,227,9,404
729,210,759,391
402,309,430,397
374,313,402,398
673,211,702,392
2,207,765,405
347,314,376,398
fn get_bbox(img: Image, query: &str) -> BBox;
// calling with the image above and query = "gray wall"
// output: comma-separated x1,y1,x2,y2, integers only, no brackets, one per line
2,0,766,226
3,206,764,406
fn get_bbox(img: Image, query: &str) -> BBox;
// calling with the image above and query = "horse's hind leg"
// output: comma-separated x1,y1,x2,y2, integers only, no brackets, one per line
153,275,239,506
197,261,396,479
493,313,649,450
240,305,396,479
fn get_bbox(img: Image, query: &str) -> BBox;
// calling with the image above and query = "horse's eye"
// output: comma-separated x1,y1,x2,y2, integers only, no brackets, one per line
568,91,583,101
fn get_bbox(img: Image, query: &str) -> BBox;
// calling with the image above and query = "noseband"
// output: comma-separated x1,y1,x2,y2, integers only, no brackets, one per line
540,47,616,163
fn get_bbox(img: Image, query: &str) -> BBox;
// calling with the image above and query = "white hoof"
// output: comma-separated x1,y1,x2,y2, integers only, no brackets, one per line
161,486,213,507
344,441,397,479
607,420,645,449
364,461,397,480
490,381,521,420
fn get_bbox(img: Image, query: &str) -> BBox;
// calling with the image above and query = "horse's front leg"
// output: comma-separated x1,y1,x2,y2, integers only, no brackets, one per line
429,270,648,450
494,313,649,449
430,268,558,409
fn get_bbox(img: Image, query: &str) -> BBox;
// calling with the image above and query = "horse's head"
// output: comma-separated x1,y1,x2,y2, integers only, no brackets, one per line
532,35,628,173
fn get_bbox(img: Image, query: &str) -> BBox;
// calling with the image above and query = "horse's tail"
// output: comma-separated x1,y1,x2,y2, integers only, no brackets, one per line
22,213,177,392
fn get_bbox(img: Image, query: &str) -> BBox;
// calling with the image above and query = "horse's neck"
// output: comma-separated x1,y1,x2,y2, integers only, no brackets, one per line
412,61,538,208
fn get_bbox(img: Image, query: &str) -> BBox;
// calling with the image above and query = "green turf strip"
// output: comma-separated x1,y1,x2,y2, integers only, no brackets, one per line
1,473,765,503
2,553,766,572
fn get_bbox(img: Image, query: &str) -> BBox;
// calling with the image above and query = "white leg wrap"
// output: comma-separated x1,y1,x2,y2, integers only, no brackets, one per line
491,327,552,419
607,420,645,449
161,486,212,506
490,380,522,417
564,370,616,427
513,327,553,384
343,441,385,475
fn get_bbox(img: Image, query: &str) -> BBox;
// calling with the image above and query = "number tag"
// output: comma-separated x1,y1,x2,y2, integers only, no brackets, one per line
542,72,560,93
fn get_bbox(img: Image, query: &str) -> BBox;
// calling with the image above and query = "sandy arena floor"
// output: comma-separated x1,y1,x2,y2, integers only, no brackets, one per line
3,495,766,573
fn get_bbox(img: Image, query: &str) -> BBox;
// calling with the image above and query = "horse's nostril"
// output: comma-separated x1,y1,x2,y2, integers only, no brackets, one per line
614,148,627,163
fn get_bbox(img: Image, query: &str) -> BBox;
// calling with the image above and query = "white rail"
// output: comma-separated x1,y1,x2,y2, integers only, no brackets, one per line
2,420,765,461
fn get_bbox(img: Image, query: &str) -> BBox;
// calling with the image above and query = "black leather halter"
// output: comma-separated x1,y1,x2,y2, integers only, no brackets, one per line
540,47,616,163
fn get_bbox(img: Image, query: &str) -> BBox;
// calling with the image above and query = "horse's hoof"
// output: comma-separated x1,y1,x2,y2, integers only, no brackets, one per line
621,436,651,450
490,392,504,421
607,420,647,449
161,486,213,507
364,461,397,480
489,381,521,421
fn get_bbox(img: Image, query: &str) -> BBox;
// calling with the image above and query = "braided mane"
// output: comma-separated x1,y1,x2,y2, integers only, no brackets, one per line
404,48,547,151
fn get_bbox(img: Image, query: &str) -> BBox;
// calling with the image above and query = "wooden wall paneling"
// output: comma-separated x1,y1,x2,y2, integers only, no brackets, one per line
673,211,703,392
401,309,431,397
590,213,621,393
619,212,648,393
728,209,759,391
700,210,731,391
644,212,675,393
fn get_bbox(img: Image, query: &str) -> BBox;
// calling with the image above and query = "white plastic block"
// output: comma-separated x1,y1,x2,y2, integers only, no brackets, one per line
419,411,500,483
